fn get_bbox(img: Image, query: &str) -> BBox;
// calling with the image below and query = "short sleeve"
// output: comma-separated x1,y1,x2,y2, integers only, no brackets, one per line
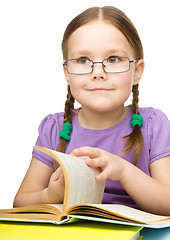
32,114,61,168
148,109,170,163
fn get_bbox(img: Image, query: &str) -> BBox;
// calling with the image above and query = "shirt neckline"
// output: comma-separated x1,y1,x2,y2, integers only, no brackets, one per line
73,107,132,135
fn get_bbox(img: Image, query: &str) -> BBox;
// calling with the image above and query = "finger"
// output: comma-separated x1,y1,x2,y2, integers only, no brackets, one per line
73,147,103,159
69,152,90,160
50,172,59,182
85,157,106,168
58,172,65,183
96,171,107,181
50,167,63,182
79,156,91,160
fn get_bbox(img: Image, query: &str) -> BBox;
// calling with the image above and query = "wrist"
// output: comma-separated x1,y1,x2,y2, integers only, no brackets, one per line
119,159,136,185
118,158,132,183
40,188,49,204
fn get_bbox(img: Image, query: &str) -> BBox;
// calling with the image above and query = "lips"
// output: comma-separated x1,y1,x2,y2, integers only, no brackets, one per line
88,88,113,91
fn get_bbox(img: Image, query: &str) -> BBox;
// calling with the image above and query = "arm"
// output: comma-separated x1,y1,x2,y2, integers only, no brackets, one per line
72,147,170,215
13,157,65,207
121,155,170,215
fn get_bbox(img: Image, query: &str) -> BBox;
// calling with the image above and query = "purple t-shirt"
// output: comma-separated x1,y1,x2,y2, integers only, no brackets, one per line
32,107,170,209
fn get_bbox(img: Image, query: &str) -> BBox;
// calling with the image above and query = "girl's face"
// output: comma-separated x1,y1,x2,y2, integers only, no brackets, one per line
64,20,143,113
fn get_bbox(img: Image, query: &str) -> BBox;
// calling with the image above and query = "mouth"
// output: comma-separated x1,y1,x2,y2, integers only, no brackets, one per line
87,88,114,92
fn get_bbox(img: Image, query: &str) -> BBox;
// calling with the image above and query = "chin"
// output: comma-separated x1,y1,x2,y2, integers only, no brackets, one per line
89,105,115,113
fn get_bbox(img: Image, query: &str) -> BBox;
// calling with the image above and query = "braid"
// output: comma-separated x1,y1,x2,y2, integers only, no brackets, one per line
56,85,75,154
64,85,75,123
122,84,144,165
132,84,139,114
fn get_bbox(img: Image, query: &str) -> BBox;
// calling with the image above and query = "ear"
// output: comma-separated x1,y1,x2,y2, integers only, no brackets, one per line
63,64,70,84
133,59,145,85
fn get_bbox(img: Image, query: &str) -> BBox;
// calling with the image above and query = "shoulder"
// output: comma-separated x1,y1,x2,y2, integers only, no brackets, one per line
37,109,78,133
41,111,65,123
37,111,65,134
139,107,169,124
34,111,65,152
139,107,170,162
139,107,170,137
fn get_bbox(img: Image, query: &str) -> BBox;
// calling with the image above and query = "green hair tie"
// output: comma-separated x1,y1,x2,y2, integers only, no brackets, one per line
131,114,143,128
59,122,72,141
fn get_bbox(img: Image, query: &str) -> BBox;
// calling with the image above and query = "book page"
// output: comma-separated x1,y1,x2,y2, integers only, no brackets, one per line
0,204,63,221
34,147,105,212
69,204,169,225
93,204,168,224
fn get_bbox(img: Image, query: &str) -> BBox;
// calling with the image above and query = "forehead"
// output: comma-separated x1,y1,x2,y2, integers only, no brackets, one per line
67,20,134,58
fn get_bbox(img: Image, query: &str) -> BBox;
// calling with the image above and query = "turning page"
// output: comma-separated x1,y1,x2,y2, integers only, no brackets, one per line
34,146,105,211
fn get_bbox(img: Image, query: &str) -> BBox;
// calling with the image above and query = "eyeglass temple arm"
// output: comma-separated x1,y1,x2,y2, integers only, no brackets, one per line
130,59,139,63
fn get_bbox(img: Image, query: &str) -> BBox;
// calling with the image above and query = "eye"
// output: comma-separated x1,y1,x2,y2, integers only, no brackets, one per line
77,57,90,64
107,56,120,63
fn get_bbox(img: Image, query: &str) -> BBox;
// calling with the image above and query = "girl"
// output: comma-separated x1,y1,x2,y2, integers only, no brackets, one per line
14,6,170,215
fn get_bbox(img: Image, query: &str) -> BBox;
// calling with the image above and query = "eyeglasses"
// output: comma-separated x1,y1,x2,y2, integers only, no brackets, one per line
63,56,138,75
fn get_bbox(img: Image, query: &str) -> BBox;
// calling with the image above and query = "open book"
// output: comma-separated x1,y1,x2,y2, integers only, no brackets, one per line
0,146,170,229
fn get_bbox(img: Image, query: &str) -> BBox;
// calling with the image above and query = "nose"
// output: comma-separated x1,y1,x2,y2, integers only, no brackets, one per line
91,62,107,80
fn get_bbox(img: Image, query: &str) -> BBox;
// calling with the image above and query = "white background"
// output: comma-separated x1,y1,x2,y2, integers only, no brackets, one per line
0,0,170,208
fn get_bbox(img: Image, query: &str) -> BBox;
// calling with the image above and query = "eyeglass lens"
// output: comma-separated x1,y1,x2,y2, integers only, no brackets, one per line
66,57,131,74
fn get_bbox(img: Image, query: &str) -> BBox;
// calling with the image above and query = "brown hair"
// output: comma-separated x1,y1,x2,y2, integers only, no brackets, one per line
57,6,144,164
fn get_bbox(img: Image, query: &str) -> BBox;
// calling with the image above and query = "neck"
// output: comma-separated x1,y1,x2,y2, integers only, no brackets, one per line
78,106,129,130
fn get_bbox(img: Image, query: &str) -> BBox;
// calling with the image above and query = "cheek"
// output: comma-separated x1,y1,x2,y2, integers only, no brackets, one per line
68,75,85,94
114,72,133,90
112,72,134,103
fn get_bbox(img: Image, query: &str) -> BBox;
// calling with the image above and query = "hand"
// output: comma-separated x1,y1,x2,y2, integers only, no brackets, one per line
45,167,65,203
72,147,126,182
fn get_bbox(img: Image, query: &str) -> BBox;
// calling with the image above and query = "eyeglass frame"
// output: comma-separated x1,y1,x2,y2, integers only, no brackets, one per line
63,57,138,75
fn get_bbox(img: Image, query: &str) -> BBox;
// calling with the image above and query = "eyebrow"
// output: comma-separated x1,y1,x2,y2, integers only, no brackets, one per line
70,50,92,58
106,49,128,56
70,49,128,58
